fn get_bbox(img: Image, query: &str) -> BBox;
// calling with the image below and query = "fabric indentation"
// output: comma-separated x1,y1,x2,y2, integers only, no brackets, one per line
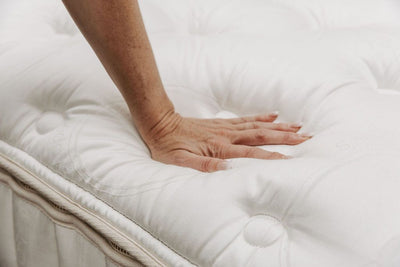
36,111,65,135
243,215,285,248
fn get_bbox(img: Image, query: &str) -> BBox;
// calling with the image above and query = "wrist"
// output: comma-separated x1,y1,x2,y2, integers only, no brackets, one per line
127,96,180,144
142,108,182,143
139,110,183,153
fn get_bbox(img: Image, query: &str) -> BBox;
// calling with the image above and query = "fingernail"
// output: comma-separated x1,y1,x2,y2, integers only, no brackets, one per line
283,155,293,159
270,111,279,116
291,122,303,128
300,133,313,138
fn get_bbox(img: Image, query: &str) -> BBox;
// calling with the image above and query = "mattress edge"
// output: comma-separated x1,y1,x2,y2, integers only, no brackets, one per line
0,141,195,267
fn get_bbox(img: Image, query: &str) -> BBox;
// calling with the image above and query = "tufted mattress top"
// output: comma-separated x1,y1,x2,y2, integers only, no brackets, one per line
1,0,400,266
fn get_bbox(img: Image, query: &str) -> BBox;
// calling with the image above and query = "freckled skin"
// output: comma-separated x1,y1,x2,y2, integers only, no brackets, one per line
62,0,311,172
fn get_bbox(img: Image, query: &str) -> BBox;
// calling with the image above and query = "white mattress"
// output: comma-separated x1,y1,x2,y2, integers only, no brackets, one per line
1,0,400,266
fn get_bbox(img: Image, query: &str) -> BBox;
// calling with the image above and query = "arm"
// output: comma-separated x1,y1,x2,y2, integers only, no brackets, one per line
62,0,311,172
62,0,173,136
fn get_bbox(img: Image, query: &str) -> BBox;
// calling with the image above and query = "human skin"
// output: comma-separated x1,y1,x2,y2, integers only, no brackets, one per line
62,0,311,172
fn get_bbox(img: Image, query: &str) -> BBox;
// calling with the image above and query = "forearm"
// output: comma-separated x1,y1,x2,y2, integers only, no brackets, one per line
62,0,174,137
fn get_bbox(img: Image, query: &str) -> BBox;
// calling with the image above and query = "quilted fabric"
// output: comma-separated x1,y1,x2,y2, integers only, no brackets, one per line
1,0,400,266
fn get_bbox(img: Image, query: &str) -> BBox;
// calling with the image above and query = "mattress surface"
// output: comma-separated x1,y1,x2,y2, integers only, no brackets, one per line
1,0,400,266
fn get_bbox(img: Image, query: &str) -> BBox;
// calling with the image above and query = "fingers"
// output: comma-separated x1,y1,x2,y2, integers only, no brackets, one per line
169,146,289,173
171,151,228,172
223,145,289,160
228,112,279,124
231,129,312,146
235,122,302,132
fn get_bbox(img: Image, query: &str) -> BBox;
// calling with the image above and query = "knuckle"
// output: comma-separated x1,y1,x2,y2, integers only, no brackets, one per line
216,144,228,158
207,138,226,158
255,130,266,141
201,159,214,172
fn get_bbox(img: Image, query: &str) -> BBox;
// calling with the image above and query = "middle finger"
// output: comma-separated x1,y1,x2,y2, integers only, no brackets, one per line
235,122,302,132
230,129,312,146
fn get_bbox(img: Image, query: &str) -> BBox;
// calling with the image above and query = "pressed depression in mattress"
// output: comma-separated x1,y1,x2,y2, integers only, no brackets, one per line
1,0,400,266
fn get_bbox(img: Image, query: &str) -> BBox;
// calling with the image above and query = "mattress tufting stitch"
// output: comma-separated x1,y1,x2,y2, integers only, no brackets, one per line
1,0,400,266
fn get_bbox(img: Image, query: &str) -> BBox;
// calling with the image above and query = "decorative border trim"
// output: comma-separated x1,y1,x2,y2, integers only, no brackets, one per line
0,155,167,267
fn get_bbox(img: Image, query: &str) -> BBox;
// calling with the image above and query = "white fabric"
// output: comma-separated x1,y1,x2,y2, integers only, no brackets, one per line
1,0,400,266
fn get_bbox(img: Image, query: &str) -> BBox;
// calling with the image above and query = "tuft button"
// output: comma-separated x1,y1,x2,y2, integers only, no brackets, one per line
36,111,65,134
243,215,285,247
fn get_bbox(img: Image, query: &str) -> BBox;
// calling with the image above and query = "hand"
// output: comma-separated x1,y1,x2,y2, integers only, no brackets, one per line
142,111,312,172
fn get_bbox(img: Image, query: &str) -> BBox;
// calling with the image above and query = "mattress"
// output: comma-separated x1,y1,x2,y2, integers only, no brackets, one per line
1,0,400,266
